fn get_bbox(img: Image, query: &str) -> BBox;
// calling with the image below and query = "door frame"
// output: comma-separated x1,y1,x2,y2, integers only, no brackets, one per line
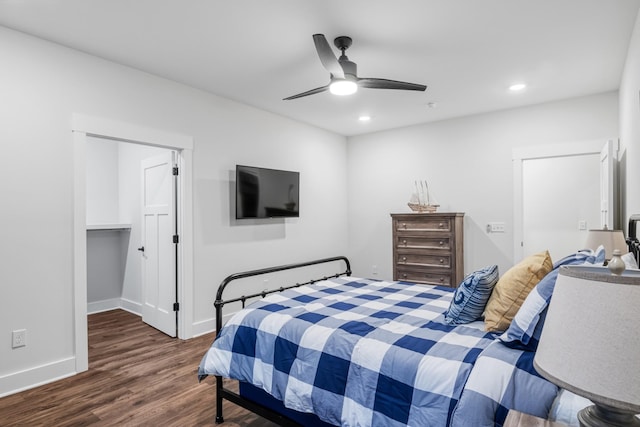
72,113,194,373
512,139,616,262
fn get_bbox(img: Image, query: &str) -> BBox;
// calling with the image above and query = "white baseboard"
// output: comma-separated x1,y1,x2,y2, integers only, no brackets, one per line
191,310,238,338
192,317,216,337
0,357,76,398
119,297,142,316
87,298,121,314
87,297,142,316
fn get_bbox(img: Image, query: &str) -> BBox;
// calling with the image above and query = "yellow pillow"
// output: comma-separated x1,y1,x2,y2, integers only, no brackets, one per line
484,250,553,332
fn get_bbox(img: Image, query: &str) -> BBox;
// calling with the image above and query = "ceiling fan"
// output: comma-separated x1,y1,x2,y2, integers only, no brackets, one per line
283,34,427,100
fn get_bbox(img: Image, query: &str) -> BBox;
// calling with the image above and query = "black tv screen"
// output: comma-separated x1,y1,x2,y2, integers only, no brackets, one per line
236,165,300,219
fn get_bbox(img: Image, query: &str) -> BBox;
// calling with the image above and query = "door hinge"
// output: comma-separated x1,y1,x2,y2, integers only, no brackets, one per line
172,166,179,176
173,235,179,244
173,302,180,312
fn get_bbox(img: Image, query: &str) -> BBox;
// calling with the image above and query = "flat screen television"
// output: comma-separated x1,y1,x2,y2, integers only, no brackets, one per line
236,165,300,219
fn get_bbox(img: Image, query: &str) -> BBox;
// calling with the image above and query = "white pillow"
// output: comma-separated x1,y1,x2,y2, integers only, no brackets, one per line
548,389,592,427
621,251,639,270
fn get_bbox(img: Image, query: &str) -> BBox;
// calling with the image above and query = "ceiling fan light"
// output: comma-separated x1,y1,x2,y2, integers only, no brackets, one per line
330,79,358,96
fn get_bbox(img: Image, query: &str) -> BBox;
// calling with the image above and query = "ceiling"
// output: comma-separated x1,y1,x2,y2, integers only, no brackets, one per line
1,0,639,136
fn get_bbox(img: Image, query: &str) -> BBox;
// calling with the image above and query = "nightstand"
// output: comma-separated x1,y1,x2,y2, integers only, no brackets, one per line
504,410,568,427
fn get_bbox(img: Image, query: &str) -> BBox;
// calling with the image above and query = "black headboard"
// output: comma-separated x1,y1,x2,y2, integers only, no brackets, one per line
627,214,640,264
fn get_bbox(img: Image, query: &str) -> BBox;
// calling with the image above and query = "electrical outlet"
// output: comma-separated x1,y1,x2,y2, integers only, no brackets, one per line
12,329,26,348
578,220,587,230
372,265,378,276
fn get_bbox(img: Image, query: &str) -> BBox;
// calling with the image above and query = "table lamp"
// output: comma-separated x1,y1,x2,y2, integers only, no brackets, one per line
534,266,640,426
584,228,628,274
584,228,626,254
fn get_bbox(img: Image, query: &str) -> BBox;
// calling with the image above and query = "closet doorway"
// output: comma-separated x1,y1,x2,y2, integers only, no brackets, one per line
72,114,194,373
86,138,178,337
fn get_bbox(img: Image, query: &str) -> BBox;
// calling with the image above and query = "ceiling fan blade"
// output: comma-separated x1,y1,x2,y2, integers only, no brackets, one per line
283,85,329,100
313,34,345,79
358,77,426,92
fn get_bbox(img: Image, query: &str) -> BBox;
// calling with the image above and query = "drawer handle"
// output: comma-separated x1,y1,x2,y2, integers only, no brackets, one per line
439,222,444,228
439,259,444,264
439,241,444,246
439,277,445,282
402,256,407,262
402,223,407,229
402,274,407,278
403,240,407,246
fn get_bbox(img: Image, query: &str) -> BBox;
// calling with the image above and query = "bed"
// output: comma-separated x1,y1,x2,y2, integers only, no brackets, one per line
199,222,640,427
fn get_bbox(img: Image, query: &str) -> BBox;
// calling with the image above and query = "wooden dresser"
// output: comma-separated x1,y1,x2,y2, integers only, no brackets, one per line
391,212,464,287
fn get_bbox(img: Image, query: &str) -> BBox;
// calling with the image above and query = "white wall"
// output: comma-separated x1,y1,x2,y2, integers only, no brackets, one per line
0,26,347,396
85,138,129,310
347,92,619,280
86,230,128,305
620,11,640,224
86,138,119,224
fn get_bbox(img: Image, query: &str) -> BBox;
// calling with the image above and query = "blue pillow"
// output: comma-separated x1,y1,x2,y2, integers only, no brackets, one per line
499,250,596,350
444,265,499,325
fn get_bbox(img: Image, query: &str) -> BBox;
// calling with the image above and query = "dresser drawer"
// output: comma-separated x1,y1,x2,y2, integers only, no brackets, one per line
394,217,451,232
395,235,451,250
396,252,451,268
396,266,453,287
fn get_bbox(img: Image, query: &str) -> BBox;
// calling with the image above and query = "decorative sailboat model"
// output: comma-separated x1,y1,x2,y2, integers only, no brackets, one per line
408,180,439,213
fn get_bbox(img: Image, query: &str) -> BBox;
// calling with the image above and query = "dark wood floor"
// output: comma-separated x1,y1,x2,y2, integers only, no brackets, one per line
0,309,278,426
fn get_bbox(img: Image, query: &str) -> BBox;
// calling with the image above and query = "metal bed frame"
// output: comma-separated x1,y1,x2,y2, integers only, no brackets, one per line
212,255,352,425
627,214,640,263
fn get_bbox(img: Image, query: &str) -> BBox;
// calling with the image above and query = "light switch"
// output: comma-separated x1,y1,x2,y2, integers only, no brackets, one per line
487,222,506,233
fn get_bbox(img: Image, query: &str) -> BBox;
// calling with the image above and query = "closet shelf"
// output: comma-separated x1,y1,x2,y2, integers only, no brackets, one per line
87,223,132,231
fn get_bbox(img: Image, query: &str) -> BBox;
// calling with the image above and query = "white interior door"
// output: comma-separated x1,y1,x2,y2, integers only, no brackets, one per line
141,151,177,337
513,140,608,263
522,154,600,261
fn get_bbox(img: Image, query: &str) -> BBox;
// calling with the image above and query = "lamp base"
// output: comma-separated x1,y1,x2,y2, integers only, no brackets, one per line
578,404,640,427
607,249,626,275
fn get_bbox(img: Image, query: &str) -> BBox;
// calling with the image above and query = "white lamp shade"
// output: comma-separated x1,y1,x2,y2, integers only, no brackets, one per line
533,266,640,413
329,79,358,96
584,229,627,258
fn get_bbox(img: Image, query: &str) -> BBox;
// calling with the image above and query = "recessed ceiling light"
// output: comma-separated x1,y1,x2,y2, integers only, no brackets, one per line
358,115,371,122
509,83,527,92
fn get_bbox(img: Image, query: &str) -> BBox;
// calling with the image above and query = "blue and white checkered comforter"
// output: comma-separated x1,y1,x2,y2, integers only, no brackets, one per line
449,339,559,426
198,277,557,426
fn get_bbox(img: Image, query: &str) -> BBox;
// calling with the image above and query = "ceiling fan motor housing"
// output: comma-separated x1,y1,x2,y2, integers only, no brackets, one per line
334,36,353,51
